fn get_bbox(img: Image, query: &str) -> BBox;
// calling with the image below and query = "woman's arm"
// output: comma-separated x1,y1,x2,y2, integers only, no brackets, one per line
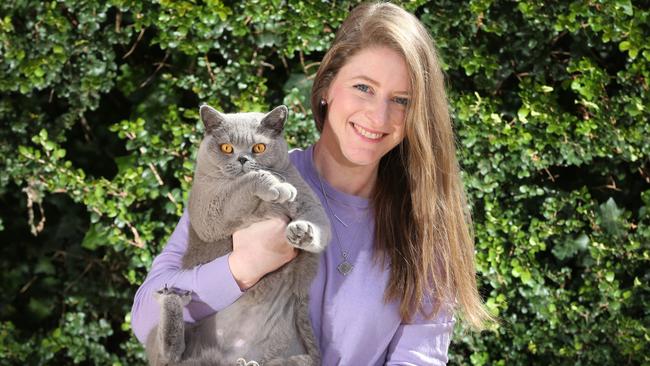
130,211,298,344
130,211,244,343
385,304,455,365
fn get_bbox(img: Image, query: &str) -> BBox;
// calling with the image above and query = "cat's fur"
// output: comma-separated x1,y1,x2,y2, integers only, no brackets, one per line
145,105,330,366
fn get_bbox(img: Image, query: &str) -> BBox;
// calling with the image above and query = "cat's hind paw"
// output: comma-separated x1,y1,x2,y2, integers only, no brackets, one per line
153,286,192,306
236,358,260,366
286,220,324,253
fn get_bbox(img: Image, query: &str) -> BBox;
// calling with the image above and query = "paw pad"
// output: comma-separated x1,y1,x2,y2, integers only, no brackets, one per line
286,220,315,250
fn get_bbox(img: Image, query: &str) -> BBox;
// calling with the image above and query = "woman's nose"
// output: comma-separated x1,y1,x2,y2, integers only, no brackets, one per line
365,99,390,127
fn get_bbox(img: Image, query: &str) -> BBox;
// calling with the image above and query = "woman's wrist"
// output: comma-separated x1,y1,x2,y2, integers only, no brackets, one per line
228,250,261,291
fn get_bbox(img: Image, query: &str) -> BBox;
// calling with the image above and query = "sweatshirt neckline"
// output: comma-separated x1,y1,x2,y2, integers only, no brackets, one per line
303,145,370,210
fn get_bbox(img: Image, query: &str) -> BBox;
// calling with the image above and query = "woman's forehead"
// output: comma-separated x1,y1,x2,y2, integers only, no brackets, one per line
337,46,411,93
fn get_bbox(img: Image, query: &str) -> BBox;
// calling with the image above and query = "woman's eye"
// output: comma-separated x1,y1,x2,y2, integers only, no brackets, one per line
220,143,234,154
393,97,409,106
252,143,266,154
353,84,370,93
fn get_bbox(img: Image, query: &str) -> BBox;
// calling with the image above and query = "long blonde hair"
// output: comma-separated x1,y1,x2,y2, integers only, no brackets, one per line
311,2,492,330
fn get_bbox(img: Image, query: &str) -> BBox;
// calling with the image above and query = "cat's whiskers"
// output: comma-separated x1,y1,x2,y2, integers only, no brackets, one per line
223,163,247,177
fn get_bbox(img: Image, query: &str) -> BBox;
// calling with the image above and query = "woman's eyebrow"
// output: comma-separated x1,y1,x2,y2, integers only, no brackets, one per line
351,75,410,95
351,74,380,85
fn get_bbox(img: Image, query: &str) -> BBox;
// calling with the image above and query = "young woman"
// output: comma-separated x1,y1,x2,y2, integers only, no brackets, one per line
132,2,490,365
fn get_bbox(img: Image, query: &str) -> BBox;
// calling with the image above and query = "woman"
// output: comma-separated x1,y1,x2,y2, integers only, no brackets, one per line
132,2,491,365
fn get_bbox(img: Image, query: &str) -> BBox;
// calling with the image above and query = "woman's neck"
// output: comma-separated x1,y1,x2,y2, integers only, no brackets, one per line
313,140,378,198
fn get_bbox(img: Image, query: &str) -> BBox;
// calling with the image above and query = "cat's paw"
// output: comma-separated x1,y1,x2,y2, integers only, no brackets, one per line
153,286,192,306
236,358,259,366
259,182,297,203
286,220,324,253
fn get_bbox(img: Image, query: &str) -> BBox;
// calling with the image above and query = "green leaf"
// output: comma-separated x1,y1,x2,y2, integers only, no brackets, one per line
619,40,631,51
517,106,529,122
18,145,30,156
598,198,625,236
552,233,590,260
81,224,102,250
34,67,45,78
114,155,137,174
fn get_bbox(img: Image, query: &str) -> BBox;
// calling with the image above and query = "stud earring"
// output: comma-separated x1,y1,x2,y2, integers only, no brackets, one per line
320,98,327,106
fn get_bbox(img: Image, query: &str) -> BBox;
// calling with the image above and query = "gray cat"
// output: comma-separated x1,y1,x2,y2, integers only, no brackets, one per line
145,105,330,366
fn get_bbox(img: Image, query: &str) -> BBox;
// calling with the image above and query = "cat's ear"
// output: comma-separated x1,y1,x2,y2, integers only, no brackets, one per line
199,104,225,133
260,105,288,137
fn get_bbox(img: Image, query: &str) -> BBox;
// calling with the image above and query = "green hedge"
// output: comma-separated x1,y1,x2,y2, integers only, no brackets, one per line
1,0,648,365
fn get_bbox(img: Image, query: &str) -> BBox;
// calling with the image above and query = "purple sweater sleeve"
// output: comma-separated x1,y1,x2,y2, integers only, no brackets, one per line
385,304,455,365
130,211,244,343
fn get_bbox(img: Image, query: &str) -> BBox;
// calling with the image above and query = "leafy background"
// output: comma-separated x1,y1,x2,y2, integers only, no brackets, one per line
1,0,648,365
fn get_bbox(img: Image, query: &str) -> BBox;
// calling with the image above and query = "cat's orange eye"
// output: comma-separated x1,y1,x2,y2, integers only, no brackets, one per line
252,143,266,154
220,144,234,154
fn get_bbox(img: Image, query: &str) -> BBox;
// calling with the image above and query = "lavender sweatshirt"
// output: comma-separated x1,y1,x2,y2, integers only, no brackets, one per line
131,145,454,365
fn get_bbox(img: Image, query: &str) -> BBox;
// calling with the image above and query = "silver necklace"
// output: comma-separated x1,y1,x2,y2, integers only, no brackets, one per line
316,172,354,276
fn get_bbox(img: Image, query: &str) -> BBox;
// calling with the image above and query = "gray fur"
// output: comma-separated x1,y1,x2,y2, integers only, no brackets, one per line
145,105,330,366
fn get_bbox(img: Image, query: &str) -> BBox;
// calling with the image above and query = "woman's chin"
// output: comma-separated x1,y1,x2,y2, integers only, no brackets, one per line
340,149,383,168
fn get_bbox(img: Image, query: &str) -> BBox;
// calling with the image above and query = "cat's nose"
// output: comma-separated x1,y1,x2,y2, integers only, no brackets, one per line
237,156,248,165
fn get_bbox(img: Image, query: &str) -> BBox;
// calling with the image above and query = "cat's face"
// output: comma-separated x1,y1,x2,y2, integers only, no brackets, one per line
197,105,289,179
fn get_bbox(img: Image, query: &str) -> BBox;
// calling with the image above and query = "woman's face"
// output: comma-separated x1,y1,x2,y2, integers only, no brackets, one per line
321,46,410,168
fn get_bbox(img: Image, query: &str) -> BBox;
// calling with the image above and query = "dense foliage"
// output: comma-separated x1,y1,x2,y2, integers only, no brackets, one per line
1,0,648,365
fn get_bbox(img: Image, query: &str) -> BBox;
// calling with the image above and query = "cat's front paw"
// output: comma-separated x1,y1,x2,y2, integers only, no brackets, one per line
258,182,297,203
236,358,260,366
286,220,324,253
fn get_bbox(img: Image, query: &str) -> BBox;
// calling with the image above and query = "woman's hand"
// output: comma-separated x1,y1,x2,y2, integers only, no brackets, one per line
228,216,298,290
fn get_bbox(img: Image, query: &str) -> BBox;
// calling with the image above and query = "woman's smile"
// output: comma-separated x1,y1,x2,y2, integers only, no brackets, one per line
350,122,386,141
